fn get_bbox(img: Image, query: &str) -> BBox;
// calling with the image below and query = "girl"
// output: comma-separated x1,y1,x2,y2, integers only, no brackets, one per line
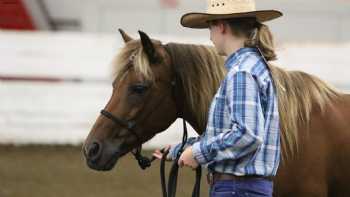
154,1,282,196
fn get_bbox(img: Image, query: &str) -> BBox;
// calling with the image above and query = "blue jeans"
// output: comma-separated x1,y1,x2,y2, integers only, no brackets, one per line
209,178,273,197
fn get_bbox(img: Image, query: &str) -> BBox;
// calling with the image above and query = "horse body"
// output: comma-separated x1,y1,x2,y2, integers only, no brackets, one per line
274,94,350,197
323,94,350,197
83,30,350,197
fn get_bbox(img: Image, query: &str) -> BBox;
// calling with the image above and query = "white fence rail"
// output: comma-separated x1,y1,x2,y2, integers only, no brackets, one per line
0,31,349,147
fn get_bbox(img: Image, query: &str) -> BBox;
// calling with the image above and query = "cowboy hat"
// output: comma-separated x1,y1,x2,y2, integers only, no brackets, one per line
181,0,283,29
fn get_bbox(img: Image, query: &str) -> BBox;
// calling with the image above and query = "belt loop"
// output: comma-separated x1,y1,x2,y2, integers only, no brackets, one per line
206,172,214,186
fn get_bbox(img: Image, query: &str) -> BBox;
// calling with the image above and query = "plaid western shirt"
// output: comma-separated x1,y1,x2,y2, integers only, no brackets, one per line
168,47,281,176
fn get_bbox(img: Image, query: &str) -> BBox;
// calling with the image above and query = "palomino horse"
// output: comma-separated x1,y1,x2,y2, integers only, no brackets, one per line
83,30,350,197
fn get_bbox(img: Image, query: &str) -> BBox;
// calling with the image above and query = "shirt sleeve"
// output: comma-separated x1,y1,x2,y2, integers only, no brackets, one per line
191,71,264,165
167,136,201,160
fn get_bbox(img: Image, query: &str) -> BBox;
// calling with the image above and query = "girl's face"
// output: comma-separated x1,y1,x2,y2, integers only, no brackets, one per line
209,20,247,56
209,21,226,56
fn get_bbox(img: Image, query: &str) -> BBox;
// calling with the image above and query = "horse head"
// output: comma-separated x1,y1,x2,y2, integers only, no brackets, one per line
83,30,180,171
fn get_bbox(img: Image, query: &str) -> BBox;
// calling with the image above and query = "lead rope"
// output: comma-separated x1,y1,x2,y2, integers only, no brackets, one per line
160,119,202,197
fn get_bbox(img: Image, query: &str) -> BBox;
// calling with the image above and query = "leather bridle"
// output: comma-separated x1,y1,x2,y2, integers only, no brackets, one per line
100,76,177,169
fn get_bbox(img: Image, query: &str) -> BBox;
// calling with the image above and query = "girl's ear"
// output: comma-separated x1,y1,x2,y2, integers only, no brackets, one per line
219,21,227,34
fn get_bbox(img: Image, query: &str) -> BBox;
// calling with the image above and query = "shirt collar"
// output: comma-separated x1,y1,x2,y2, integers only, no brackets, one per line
224,47,259,70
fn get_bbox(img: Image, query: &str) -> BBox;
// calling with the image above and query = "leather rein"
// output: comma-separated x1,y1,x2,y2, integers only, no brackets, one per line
100,44,202,197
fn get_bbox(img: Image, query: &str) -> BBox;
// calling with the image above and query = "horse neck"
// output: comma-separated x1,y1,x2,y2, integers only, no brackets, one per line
181,103,205,135
174,80,205,134
164,42,225,135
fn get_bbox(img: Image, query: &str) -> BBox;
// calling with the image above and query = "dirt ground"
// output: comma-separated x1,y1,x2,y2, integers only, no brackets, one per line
0,145,210,197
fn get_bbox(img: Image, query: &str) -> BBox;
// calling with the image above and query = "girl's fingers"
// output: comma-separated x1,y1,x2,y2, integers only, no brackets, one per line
153,149,168,160
153,145,172,161
178,158,184,167
153,154,161,160
165,145,171,151
152,152,162,159
160,145,171,153
154,149,161,154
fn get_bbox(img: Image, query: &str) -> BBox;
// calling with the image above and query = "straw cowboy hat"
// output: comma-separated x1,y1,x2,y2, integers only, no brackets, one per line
181,0,283,28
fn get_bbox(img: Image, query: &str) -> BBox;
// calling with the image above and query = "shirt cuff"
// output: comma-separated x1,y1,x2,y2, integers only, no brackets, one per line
192,141,209,165
167,144,178,160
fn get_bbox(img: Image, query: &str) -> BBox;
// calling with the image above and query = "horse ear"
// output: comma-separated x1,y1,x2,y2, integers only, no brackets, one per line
138,30,158,63
118,28,133,43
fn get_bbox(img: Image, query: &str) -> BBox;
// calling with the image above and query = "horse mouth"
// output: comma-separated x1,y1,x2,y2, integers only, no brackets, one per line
86,157,117,171
84,135,142,171
86,151,125,171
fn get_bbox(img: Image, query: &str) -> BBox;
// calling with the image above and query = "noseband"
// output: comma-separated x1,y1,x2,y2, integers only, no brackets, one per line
100,110,137,137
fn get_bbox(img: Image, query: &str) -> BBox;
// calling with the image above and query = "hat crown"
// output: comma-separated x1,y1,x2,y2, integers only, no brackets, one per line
207,0,256,14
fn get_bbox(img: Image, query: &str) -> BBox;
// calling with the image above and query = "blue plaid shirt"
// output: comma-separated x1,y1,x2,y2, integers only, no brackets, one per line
168,47,281,176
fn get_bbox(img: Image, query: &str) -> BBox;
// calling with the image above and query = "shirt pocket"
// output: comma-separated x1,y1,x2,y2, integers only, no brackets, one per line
212,94,227,120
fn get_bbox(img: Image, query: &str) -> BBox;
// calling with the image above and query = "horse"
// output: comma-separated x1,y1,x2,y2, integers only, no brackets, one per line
83,29,350,197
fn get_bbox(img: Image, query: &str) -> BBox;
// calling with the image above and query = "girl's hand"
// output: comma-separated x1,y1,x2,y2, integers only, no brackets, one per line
152,145,172,161
178,146,199,169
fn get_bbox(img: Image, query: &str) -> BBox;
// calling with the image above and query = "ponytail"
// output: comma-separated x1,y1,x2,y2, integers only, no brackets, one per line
226,17,277,61
245,23,277,61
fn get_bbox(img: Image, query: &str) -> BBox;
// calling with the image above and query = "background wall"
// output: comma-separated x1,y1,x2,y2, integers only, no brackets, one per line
24,0,350,43
0,32,349,146
1,1,349,197
1,0,350,146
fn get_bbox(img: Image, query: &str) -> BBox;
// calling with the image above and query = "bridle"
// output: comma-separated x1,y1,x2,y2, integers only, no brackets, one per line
100,76,177,169
100,44,202,197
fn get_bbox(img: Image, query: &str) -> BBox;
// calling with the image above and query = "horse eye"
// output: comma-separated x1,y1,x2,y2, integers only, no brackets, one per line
130,84,148,94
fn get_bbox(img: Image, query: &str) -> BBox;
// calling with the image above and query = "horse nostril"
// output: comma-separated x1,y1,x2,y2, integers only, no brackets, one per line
87,141,102,161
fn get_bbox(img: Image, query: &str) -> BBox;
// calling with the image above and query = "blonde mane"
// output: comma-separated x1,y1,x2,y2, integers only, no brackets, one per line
267,64,341,161
113,40,160,82
164,43,226,129
112,40,342,161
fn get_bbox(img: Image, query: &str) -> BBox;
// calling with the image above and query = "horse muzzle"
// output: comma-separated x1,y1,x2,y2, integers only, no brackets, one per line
83,140,123,171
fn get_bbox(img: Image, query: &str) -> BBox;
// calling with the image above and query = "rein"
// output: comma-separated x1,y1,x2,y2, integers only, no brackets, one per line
160,119,202,197
100,44,202,197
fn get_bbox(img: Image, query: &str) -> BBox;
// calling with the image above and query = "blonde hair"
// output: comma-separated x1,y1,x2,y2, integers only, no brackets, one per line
221,17,276,61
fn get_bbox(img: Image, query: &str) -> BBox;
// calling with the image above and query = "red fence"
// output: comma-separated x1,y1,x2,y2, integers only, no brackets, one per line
0,0,35,30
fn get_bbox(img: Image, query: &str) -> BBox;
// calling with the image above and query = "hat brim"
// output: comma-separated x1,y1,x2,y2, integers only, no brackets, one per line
181,10,283,29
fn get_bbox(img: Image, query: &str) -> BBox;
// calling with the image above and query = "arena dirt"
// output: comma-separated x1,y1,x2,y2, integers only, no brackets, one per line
0,145,209,197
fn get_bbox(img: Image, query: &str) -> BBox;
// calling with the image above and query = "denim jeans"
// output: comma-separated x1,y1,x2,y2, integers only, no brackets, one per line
209,178,273,197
